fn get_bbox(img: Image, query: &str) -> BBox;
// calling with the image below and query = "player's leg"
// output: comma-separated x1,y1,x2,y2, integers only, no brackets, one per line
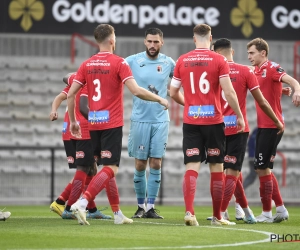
66,139,94,224
182,123,202,226
255,128,278,223
205,123,235,226
50,140,76,218
243,159,257,189
72,128,132,225
269,132,288,222
86,162,112,220
144,122,169,219
128,121,150,218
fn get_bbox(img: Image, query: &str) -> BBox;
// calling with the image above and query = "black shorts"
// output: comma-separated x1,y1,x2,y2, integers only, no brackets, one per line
182,123,225,165
224,132,249,171
90,126,122,167
254,128,283,170
72,139,95,167
63,140,76,169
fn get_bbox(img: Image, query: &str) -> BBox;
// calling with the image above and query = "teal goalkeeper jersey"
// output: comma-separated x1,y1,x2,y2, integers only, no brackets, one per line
126,51,175,122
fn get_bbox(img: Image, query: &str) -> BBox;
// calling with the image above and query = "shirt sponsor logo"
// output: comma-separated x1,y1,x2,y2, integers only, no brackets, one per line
207,148,220,156
62,122,68,133
183,57,213,62
224,155,237,164
101,150,112,158
186,148,200,157
188,105,215,118
88,111,110,124
224,115,237,127
76,151,85,159
67,156,74,163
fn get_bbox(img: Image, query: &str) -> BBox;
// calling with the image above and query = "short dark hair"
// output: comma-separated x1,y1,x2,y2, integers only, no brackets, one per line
145,28,163,38
213,38,232,51
193,24,211,37
94,24,115,43
247,38,269,56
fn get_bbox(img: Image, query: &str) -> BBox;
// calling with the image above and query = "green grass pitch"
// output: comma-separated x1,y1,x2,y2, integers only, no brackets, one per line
0,205,299,249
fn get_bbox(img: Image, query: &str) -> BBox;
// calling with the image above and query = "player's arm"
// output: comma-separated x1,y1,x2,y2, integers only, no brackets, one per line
282,87,292,96
125,78,169,109
67,82,82,138
251,88,284,134
169,85,184,106
220,76,245,132
79,96,89,120
49,92,67,121
63,72,76,85
281,74,300,107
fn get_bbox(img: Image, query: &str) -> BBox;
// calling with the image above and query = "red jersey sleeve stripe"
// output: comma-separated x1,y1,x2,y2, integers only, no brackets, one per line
249,86,260,92
74,79,85,86
122,76,134,83
279,72,287,82
61,91,68,95
219,74,229,78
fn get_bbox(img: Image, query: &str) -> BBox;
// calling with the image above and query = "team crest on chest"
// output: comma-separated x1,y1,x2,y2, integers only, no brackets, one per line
262,69,267,78
157,65,163,73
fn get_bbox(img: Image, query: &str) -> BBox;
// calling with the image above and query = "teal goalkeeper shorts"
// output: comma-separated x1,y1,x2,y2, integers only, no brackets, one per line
128,121,169,160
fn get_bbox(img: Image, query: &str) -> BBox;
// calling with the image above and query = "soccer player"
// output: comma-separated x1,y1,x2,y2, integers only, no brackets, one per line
125,28,175,219
0,209,11,221
212,38,283,224
247,37,300,223
68,24,168,225
170,24,245,226
49,72,111,220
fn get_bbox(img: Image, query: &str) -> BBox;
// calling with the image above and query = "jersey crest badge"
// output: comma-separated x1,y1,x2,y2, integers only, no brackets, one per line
262,69,267,78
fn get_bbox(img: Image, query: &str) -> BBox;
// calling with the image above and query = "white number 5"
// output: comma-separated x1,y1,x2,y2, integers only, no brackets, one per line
92,79,101,101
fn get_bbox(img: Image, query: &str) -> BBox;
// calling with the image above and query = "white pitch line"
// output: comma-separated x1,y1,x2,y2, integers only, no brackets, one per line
8,218,275,250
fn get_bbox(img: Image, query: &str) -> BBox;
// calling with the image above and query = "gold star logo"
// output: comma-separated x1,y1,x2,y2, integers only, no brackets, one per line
9,0,44,32
230,0,264,38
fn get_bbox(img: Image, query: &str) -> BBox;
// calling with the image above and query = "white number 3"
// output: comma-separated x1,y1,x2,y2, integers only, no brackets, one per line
92,79,101,101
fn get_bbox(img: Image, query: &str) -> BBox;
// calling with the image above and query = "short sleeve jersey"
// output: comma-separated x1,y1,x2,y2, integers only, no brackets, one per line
222,61,259,135
171,48,230,125
254,60,286,128
74,52,134,131
126,52,175,122
68,73,90,140
61,86,70,141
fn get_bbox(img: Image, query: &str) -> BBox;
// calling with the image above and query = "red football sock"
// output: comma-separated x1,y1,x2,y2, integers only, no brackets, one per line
58,182,72,202
105,177,120,213
234,176,248,208
182,170,198,215
85,176,96,209
271,172,283,207
259,174,273,212
210,172,224,220
221,175,237,212
67,170,87,207
239,172,243,184
83,166,114,202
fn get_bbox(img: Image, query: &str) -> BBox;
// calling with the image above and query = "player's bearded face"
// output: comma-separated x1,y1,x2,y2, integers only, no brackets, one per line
146,47,160,58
